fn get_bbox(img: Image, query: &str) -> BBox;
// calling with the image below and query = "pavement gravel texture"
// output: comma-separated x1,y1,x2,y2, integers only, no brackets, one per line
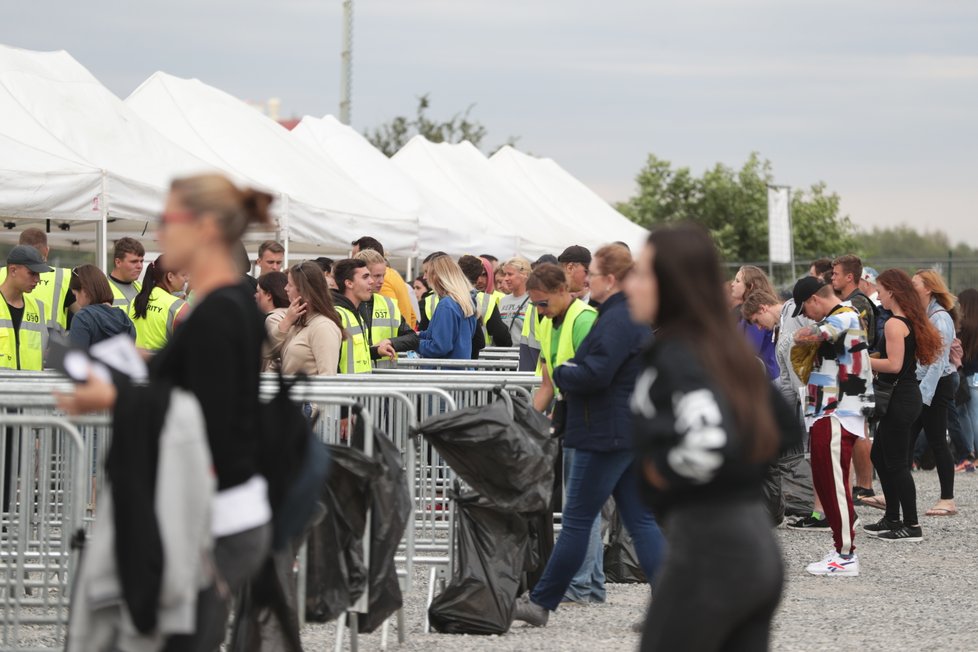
301,469,978,651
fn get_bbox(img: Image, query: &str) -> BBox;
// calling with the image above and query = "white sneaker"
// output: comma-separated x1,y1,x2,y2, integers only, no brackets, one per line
806,552,859,577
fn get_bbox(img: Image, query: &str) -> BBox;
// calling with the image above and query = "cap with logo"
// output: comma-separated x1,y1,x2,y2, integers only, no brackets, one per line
6,245,52,274
861,267,879,284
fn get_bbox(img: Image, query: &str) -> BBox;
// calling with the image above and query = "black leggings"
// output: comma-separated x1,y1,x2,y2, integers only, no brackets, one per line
641,501,782,652
910,374,955,500
872,383,922,525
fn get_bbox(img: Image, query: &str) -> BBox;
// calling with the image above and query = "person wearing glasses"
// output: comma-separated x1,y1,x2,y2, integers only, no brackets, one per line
516,245,664,626
68,264,136,348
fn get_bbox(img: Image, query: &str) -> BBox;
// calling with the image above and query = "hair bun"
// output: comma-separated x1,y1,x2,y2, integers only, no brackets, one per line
241,188,274,226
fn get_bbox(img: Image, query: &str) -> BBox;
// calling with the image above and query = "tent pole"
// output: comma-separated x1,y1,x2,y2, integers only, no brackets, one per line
97,171,108,272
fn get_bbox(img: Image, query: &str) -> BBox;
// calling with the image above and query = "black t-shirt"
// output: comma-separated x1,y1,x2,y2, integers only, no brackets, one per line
7,301,23,368
150,281,265,491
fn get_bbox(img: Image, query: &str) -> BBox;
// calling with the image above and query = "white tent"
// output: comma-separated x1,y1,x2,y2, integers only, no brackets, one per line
291,116,497,259
126,74,419,256
0,44,224,265
392,136,572,260
490,146,648,253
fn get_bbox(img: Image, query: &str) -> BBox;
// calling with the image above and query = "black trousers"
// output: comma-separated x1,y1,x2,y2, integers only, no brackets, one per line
910,374,956,500
641,501,782,652
872,382,922,525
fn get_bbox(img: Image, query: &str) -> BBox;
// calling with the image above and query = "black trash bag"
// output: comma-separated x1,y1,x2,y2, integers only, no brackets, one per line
419,393,555,513
761,463,786,526
778,444,814,518
604,506,646,584
229,548,304,652
428,490,529,635
305,445,381,623
354,425,413,634
520,507,555,593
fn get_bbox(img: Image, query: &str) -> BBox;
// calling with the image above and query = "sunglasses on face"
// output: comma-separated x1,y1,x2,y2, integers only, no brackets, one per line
534,300,550,309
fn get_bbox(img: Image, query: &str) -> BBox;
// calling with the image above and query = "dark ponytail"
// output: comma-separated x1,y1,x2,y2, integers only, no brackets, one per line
132,257,167,320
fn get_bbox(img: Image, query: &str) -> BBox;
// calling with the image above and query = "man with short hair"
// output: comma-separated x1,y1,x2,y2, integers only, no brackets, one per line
331,259,374,374
557,245,593,305
809,258,833,280
108,237,145,313
353,250,419,366
792,277,874,576
831,255,878,505
351,236,417,329
0,229,75,334
256,240,285,276
458,255,512,347
0,246,52,370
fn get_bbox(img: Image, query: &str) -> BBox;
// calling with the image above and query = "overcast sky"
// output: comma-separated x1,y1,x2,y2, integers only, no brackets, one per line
4,0,977,245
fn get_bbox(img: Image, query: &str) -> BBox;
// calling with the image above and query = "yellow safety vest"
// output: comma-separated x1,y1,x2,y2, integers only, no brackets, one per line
0,267,70,333
476,290,504,345
0,293,47,370
128,286,186,352
108,277,141,314
337,306,372,374
521,304,552,376
369,294,401,344
423,293,441,324
538,299,597,393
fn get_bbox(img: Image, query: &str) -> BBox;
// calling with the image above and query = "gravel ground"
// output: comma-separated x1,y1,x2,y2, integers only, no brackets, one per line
302,470,978,651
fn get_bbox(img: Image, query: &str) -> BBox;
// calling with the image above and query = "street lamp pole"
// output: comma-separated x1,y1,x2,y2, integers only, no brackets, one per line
339,0,353,125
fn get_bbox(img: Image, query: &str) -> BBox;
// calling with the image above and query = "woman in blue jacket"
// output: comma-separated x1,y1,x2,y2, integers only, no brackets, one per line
515,244,666,628
418,255,482,360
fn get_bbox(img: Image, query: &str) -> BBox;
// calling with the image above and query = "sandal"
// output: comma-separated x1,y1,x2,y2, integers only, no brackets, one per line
859,495,887,510
925,506,958,517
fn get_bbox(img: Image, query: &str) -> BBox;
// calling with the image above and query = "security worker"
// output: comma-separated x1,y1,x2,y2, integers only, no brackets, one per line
354,250,419,367
107,237,145,313
0,229,73,335
128,256,188,353
330,259,374,374
0,246,52,370
458,255,513,347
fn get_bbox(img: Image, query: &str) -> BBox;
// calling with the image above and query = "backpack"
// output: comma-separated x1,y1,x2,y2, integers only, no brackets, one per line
259,372,330,551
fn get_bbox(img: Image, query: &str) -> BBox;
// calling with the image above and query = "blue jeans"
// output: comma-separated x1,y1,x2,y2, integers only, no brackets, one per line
561,448,605,604
531,449,666,611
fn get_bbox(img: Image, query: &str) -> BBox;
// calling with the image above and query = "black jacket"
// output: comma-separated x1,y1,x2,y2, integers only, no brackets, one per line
356,298,420,358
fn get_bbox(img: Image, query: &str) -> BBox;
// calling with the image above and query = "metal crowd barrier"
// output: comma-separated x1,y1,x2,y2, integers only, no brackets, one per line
392,357,519,372
0,369,540,648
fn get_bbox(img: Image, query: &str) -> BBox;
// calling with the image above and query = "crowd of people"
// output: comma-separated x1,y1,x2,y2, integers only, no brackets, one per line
2,171,975,650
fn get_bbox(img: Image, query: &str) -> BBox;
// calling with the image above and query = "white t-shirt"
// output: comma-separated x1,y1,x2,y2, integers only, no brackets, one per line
498,293,531,344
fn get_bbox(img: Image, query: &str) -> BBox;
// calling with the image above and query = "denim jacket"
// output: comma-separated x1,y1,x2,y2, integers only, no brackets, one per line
916,298,956,406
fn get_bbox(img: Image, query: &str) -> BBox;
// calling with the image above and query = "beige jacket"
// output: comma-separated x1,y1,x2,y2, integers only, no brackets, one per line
262,308,288,372
268,312,343,377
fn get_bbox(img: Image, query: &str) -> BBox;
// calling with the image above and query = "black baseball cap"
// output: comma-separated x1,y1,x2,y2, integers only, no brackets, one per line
557,245,591,266
6,245,52,274
791,276,824,317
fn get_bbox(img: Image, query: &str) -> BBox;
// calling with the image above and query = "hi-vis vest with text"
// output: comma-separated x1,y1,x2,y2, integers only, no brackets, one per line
476,290,504,345
0,294,47,370
538,299,596,394
0,267,70,333
337,306,372,374
369,294,400,369
109,277,141,314
129,286,186,352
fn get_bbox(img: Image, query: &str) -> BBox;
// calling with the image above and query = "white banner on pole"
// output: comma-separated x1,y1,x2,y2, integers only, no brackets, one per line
767,186,792,264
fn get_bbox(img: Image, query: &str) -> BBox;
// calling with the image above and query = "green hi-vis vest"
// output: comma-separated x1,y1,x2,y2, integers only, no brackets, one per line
337,306,372,374
0,267,71,333
476,290,504,345
109,277,141,314
369,294,400,370
0,293,47,370
538,299,597,393
129,286,186,352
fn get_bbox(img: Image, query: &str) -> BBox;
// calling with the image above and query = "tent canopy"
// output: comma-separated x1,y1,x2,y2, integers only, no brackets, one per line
490,146,648,254
126,74,419,256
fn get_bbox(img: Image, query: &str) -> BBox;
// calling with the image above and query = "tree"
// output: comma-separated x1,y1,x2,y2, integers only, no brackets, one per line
365,94,516,156
617,152,857,264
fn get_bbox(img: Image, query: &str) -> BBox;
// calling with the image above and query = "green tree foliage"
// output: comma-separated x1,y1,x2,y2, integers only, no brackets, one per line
365,94,516,157
617,152,857,263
